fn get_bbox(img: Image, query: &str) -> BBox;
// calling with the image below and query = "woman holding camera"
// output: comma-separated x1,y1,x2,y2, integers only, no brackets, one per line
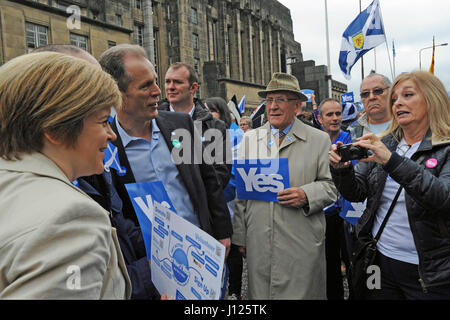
329,71,450,299
0,52,131,298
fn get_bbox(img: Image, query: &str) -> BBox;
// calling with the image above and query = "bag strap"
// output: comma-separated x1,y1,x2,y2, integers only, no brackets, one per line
374,186,403,241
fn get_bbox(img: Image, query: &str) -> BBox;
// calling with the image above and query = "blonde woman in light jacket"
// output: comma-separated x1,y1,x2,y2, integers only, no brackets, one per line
0,52,131,299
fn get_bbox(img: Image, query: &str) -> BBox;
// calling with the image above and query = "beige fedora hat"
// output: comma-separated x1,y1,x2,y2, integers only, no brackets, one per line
258,72,308,101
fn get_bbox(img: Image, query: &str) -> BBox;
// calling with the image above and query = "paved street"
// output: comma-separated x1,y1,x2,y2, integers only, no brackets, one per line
233,259,350,300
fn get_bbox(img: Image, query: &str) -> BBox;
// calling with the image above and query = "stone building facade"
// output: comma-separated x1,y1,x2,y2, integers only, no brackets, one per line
292,59,347,109
0,0,136,60
153,0,304,109
0,0,346,110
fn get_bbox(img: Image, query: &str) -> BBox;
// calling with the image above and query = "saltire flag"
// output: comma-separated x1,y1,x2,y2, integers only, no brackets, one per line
238,95,246,114
429,36,435,74
339,0,386,79
250,102,266,129
227,94,241,123
104,142,127,176
104,116,126,176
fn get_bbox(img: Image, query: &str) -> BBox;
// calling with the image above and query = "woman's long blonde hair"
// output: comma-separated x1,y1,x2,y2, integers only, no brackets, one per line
0,52,121,160
383,71,450,142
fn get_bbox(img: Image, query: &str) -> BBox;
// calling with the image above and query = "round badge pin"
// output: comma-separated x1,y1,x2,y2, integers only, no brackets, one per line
172,139,181,149
426,158,438,168
268,139,275,147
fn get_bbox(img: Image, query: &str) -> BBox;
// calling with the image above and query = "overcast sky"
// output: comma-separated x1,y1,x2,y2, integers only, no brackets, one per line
278,0,450,100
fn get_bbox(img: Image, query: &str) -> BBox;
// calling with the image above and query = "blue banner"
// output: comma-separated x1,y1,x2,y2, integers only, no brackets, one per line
229,122,244,160
340,200,366,225
125,181,176,260
229,122,244,147
300,89,314,102
356,102,364,111
234,158,290,202
341,92,354,104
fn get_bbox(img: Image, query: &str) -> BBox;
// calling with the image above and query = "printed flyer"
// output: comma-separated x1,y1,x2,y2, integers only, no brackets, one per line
125,181,226,300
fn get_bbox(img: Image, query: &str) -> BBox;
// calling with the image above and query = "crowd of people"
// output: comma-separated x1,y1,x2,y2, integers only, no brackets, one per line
0,43,448,300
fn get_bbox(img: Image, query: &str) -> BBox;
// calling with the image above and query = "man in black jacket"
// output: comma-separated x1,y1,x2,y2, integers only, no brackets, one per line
160,62,232,188
99,44,232,256
77,172,159,299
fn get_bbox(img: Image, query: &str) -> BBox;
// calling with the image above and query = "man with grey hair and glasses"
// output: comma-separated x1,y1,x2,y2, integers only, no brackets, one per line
349,72,392,140
232,72,337,299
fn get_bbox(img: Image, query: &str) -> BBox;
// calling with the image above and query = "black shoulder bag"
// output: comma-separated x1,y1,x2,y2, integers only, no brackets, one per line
349,186,403,299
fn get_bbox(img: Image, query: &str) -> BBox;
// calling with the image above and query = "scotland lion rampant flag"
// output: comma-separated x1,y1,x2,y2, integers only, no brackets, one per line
339,0,386,79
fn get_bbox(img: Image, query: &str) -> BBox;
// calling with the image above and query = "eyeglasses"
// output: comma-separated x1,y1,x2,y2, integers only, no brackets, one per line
265,97,298,105
360,87,389,99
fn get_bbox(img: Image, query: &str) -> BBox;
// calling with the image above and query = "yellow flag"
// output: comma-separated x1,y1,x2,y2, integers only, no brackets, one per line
429,37,435,74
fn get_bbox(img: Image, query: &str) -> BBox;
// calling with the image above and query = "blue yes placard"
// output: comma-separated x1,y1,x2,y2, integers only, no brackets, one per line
125,181,176,260
341,92,354,104
234,158,289,202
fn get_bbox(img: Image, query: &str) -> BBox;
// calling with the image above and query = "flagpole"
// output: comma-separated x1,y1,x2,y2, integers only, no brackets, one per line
325,0,332,98
392,39,396,78
374,47,377,71
359,0,364,80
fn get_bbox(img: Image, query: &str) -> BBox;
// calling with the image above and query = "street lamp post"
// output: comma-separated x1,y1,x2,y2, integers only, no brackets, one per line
419,43,448,70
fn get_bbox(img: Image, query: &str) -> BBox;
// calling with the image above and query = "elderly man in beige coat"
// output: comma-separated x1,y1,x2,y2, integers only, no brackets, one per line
232,73,337,299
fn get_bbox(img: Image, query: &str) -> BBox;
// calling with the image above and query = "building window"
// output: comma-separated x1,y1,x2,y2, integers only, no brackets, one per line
108,41,116,48
225,26,231,76
192,33,199,50
26,22,48,52
212,20,218,61
194,58,200,75
115,14,123,26
191,7,198,24
134,0,142,10
134,25,144,46
168,32,172,46
70,33,88,51
166,5,171,21
153,29,159,74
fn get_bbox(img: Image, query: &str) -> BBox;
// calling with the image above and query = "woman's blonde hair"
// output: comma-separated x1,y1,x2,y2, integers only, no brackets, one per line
0,52,121,160
384,71,450,141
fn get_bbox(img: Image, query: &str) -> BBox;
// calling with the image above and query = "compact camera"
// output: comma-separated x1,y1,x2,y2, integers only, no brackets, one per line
337,143,371,162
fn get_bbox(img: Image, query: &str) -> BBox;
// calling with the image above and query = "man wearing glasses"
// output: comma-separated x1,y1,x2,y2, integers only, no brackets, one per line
232,72,337,299
349,72,392,140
